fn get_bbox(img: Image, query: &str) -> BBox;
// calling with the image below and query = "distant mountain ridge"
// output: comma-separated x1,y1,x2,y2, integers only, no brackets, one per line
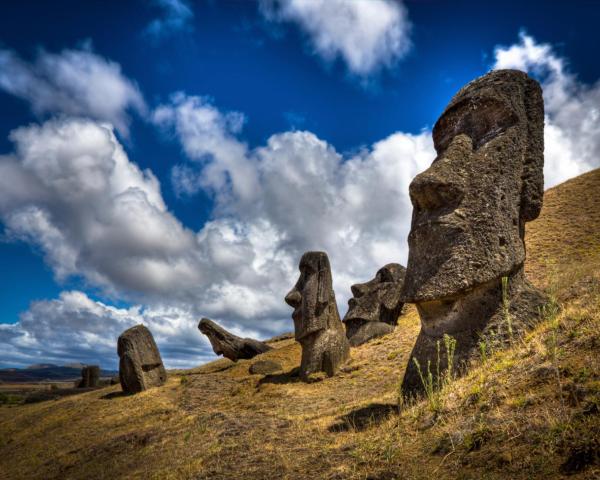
0,364,117,383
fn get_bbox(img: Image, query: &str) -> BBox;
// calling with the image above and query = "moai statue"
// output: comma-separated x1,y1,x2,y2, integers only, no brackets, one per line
401,69,548,396
343,263,406,346
198,317,272,361
285,251,350,379
78,365,100,388
118,325,167,394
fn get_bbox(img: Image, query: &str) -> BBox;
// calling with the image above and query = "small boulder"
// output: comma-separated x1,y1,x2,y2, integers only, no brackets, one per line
249,360,283,375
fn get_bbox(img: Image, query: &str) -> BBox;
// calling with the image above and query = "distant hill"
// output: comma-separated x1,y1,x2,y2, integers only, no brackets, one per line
0,364,117,383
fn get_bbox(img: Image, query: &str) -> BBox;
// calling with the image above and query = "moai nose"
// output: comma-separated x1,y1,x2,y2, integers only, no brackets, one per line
409,160,465,211
285,289,302,308
409,135,470,212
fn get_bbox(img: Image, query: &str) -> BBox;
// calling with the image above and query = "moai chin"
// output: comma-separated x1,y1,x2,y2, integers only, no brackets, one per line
285,251,350,379
401,69,548,397
118,324,167,394
343,263,406,346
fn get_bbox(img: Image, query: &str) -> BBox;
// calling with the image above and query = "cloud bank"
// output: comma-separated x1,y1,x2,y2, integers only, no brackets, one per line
493,32,600,187
2,34,599,368
0,46,145,135
259,0,412,76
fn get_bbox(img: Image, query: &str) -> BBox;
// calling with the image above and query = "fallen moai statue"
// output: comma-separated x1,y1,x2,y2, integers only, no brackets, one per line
198,317,272,361
343,263,406,346
118,325,167,394
285,251,350,379
401,69,548,397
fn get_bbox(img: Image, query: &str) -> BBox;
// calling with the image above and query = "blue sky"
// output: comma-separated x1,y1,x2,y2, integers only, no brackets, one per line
0,0,599,369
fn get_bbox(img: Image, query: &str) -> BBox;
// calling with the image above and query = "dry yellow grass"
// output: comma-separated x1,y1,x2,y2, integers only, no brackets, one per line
1,169,599,480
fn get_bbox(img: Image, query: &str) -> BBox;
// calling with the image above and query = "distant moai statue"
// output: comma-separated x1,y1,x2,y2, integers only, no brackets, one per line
78,365,100,388
343,263,406,346
285,251,350,379
401,69,548,396
117,325,167,394
198,317,272,361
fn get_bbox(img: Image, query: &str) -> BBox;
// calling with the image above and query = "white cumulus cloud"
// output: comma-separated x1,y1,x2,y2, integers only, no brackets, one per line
493,32,600,187
145,0,194,38
0,291,221,369
0,46,145,135
259,0,412,76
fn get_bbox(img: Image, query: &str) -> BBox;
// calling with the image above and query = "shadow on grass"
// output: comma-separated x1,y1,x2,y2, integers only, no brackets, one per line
328,403,398,432
101,391,132,400
257,367,305,386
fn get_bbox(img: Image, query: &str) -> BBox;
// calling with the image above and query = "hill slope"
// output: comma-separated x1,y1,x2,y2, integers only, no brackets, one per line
1,169,599,480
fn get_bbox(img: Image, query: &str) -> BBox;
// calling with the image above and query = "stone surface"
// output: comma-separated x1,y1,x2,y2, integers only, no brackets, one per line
400,70,548,397
343,263,406,346
199,318,272,362
249,360,283,375
117,325,167,394
78,365,100,388
285,251,350,379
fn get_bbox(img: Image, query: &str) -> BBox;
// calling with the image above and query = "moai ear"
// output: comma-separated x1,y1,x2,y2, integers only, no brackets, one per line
520,76,544,222
317,254,330,307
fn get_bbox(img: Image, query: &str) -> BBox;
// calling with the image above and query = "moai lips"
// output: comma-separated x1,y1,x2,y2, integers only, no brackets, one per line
285,251,350,380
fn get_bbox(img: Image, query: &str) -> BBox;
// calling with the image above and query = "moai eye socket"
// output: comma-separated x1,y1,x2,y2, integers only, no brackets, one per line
433,98,519,152
377,266,394,283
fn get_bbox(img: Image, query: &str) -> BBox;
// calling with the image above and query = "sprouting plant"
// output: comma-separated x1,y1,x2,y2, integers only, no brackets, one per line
501,276,513,341
540,296,564,411
478,339,488,365
443,334,457,383
413,357,439,412
412,334,458,413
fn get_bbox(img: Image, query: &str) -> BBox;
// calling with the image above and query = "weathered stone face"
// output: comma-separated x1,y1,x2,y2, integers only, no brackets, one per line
285,251,350,378
117,325,167,394
343,263,406,346
198,317,272,362
400,70,547,397
403,69,544,303
78,365,100,388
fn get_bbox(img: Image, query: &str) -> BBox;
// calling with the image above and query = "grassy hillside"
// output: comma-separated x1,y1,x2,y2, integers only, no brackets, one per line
1,169,599,480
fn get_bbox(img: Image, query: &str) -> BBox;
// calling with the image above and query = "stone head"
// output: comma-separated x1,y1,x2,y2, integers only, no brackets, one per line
344,263,406,326
403,69,544,304
285,251,338,341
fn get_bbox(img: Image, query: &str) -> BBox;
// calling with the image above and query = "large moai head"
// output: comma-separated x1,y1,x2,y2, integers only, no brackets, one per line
285,251,349,378
401,70,546,396
343,263,406,346
117,324,167,394
403,70,544,321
